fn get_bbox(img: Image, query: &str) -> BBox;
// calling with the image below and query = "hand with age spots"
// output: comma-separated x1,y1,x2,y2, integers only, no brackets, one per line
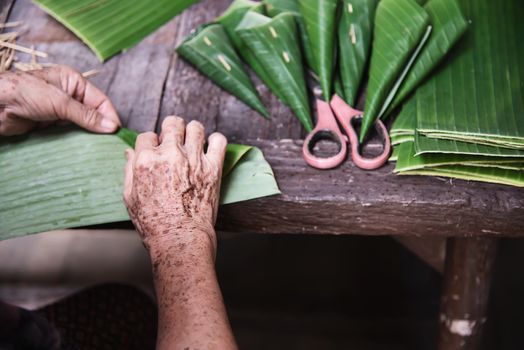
123,116,237,350
123,116,227,257
0,65,120,136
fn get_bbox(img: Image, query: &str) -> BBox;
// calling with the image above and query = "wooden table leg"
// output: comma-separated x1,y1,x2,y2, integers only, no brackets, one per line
438,237,498,350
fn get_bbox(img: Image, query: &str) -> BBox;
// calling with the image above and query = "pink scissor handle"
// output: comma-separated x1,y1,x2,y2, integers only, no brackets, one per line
330,94,391,170
302,99,348,169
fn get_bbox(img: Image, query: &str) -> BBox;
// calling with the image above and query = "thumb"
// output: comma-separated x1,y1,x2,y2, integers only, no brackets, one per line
55,91,119,133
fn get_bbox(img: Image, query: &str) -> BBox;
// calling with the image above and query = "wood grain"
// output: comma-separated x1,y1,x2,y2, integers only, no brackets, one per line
218,140,524,237
438,238,498,350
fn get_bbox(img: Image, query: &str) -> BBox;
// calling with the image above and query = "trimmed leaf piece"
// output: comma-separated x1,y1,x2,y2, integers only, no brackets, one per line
388,0,468,112
415,133,524,158
176,24,268,118
221,146,281,204
361,0,430,142
216,0,285,102
236,12,313,131
416,0,524,149
222,143,253,177
338,0,378,106
0,127,280,240
298,0,338,101
264,0,315,73
396,142,524,173
33,0,198,61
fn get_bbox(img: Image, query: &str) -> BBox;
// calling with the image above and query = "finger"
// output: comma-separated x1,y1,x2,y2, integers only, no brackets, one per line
123,149,135,205
30,65,121,128
206,132,228,171
0,115,36,136
135,132,159,154
184,120,205,166
56,92,119,133
159,116,185,147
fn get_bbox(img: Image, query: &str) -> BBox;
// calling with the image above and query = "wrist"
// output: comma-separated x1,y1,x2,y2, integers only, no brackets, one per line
146,225,217,270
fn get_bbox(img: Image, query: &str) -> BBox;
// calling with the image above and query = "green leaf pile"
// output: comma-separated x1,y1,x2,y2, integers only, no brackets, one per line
392,0,524,187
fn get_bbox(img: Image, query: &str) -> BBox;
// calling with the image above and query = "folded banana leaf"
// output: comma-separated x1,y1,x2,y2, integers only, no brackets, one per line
338,0,378,106
396,142,524,172
264,0,315,73
33,0,199,61
176,24,268,118
236,12,313,131
395,145,524,187
387,0,468,113
0,127,280,240
415,0,524,150
361,0,431,142
216,0,285,103
298,0,338,101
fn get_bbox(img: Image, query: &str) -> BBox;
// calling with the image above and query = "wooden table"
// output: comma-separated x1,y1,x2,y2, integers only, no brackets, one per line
6,0,524,349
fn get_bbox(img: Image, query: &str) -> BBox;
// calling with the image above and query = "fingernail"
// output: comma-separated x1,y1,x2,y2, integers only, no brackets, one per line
100,118,118,131
125,149,130,160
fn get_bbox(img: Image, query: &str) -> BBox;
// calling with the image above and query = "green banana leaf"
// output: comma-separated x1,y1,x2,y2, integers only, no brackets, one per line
0,127,280,240
338,0,378,106
415,0,524,149
33,0,199,61
390,97,416,142
236,12,313,131
264,0,315,74
216,0,285,103
395,147,524,188
176,24,269,118
361,0,431,142
415,133,524,157
388,0,468,113
298,0,338,101
396,142,524,172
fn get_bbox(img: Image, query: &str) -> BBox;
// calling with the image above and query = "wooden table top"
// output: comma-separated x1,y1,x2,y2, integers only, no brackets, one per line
7,0,524,237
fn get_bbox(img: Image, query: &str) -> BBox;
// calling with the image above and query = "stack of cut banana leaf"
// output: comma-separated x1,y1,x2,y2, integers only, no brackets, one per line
391,0,524,187
0,127,280,240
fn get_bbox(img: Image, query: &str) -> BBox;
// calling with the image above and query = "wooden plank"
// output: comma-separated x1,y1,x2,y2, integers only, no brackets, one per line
0,0,15,24
217,140,524,237
438,238,498,350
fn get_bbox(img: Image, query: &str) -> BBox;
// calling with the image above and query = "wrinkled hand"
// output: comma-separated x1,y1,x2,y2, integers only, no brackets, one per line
0,65,120,136
123,117,227,258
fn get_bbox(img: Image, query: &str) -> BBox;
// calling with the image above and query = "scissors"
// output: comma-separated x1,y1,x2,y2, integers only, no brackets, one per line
302,94,391,170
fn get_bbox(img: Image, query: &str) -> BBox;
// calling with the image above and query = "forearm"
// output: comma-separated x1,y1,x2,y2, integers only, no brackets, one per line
149,231,237,350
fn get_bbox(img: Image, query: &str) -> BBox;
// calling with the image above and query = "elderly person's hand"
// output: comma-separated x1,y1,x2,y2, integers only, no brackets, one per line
123,116,227,258
123,117,236,350
0,65,120,136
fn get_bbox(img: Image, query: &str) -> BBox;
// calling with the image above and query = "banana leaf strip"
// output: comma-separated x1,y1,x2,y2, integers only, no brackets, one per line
33,0,199,61
415,0,524,149
176,24,269,118
216,0,285,102
236,12,313,131
264,0,315,73
396,151,524,188
0,127,280,240
338,0,378,106
388,0,468,113
361,0,430,142
396,141,524,172
298,0,338,101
